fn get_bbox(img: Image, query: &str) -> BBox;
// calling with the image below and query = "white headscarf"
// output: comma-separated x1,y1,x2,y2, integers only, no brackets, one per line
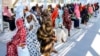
14,4,25,20
24,12,31,29
25,12,40,30
14,0,31,20
25,11,31,18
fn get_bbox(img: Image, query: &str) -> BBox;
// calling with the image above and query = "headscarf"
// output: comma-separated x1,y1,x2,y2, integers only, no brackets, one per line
51,5,59,27
25,11,31,18
3,6,12,17
88,6,93,14
15,5,25,19
25,12,39,30
63,7,71,23
74,4,80,19
25,12,32,29
14,0,30,20
25,12,39,23
51,5,59,20
16,18,24,29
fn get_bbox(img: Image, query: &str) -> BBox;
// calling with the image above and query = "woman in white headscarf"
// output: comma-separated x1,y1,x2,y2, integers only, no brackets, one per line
25,12,41,56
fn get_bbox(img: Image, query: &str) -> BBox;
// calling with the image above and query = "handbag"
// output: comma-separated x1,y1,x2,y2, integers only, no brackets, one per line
17,44,30,56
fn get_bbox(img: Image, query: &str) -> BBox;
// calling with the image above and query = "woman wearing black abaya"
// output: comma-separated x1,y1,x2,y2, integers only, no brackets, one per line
81,6,89,25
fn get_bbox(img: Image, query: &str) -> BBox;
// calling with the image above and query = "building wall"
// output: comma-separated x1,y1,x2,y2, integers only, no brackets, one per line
2,0,12,8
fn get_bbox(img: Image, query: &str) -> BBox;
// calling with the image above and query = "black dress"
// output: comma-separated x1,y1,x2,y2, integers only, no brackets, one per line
3,15,16,31
81,8,89,24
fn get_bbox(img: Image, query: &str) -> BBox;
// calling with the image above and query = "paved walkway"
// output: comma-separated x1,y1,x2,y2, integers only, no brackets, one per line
51,15,100,56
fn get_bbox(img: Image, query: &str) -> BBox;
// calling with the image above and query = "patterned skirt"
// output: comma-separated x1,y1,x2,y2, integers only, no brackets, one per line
26,29,41,56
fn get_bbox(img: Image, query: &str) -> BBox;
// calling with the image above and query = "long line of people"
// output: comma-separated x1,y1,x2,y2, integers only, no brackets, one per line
3,2,99,56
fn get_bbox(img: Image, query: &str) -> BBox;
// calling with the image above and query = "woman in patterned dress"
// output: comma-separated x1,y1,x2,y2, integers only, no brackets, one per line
37,10,57,56
25,12,41,56
6,18,26,56
63,7,72,36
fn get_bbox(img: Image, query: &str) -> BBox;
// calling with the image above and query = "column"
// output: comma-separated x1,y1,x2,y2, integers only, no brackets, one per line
0,0,3,32
44,0,47,9
64,0,66,4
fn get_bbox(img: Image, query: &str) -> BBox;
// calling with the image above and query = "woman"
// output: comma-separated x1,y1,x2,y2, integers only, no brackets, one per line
55,5,68,42
37,10,57,56
3,6,16,31
55,4,63,28
88,4,93,17
55,14,68,43
63,7,72,36
6,18,26,56
51,5,59,27
74,4,81,28
48,5,53,13
25,12,41,56
81,6,89,25
30,5,42,25
94,3,99,17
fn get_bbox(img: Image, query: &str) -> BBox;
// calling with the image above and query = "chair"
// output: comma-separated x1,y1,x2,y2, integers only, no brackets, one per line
3,22,9,31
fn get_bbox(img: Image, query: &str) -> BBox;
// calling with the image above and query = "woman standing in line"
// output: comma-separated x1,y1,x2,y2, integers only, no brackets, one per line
37,10,57,56
63,7,72,36
74,4,81,28
25,12,41,56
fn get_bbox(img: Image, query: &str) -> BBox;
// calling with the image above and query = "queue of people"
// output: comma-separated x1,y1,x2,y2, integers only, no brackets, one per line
2,2,99,56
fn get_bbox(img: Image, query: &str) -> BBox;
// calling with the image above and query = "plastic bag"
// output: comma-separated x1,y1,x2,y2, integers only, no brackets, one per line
17,45,30,56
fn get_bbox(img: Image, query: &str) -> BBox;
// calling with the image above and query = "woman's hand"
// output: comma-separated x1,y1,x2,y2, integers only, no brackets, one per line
51,37,57,41
51,37,57,42
29,25,33,31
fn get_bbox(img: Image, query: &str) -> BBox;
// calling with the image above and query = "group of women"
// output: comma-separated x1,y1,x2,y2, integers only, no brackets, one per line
3,2,99,56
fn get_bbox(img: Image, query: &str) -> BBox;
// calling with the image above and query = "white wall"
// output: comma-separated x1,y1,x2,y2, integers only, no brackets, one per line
2,0,13,8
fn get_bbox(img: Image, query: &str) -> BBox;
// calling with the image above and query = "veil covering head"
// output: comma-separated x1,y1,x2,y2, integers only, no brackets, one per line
3,6,12,17
15,4,25,20
24,12,38,30
14,0,30,20
16,18,24,29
